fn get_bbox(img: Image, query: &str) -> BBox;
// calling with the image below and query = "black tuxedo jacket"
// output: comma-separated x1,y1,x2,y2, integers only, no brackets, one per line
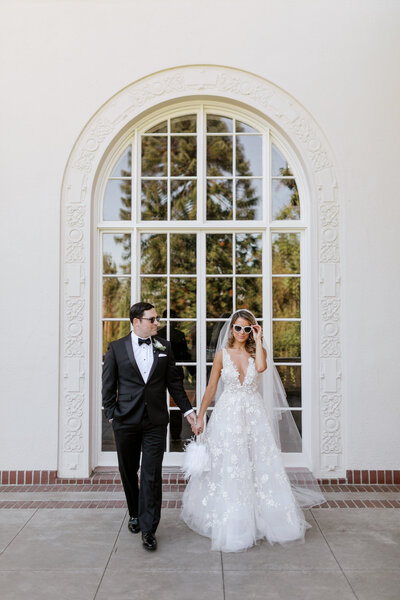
102,334,192,425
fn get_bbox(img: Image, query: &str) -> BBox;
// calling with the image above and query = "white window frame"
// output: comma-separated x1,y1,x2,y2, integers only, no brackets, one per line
93,100,312,469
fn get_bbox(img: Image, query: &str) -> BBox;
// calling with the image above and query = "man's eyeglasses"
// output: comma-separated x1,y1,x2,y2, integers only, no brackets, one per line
140,316,161,324
233,324,253,334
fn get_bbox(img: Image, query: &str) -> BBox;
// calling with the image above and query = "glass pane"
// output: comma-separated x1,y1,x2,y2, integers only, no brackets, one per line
236,277,262,317
170,366,196,407
207,136,233,176
169,410,193,452
272,277,301,318
141,180,168,220
236,179,262,220
273,321,301,363
171,180,197,220
206,278,233,317
102,320,130,358
158,321,196,362
236,120,258,133
170,234,196,274
276,365,302,408
141,136,167,176
140,277,167,315
103,179,131,221
103,277,131,318
279,411,302,452
146,121,167,133
271,233,300,274
171,114,196,133
206,233,233,274
111,146,131,177
206,320,228,362
103,233,131,275
272,179,300,220
235,233,262,274
170,277,196,318
140,233,167,274
206,180,233,220
236,135,262,176
101,410,116,452
171,136,197,176
271,143,293,176
206,115,233,133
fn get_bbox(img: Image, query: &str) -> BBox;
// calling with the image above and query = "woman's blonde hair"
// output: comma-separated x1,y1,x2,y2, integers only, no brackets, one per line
227,310,257,356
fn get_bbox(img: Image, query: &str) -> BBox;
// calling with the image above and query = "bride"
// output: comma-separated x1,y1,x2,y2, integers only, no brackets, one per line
181,309,325,552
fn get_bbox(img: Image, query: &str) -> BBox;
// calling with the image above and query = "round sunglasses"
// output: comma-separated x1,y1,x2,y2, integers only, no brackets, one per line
233,324,253,334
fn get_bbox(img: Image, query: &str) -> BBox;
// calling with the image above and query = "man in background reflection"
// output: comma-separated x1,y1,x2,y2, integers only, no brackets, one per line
158,310,195,442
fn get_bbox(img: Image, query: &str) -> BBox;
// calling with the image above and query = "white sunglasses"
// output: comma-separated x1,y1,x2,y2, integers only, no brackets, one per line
233,324,253,334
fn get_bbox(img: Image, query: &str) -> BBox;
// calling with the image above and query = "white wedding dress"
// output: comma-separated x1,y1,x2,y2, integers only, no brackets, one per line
181,348,312,552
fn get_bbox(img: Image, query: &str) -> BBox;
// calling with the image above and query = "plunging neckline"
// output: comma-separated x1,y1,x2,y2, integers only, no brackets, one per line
225,349,253,386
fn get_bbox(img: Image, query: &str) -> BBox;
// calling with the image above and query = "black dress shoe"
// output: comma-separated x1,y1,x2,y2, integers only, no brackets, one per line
128,517,140,534
142,532,157,552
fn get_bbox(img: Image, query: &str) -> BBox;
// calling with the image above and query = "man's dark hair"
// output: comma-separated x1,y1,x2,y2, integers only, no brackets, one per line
129,302,154,324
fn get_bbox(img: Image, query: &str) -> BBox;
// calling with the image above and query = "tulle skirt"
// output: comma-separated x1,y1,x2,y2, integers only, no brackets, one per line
181,388,323,552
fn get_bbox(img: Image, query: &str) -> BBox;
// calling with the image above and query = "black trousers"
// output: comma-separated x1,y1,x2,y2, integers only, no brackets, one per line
112,410,167,534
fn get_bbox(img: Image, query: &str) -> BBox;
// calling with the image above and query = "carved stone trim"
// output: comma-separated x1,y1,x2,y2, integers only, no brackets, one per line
59,65,343,477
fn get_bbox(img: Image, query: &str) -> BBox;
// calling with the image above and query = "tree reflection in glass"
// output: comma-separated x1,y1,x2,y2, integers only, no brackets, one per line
206,278,233,317
103,278,131,318
272,277,300,318
271,144,299,220
273,321,301,363
141,180,168,220
207,136,233,176
141,277,167,315
276,365,302,408
141,136,167,177
207,180,233,219
236,179,262,220
140,234,167,274
111,146,131,178
235,233,262,274
170,234,196,274
103,179,131,221
171,180,196,220
170,278,196,318
272,233,300,274
103,233,131,275
171,136,197,176
206,234,233,274
102,320,130,359
236,277,262,317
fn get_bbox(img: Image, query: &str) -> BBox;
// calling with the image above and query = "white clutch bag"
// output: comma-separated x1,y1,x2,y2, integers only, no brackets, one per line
182,436,210,479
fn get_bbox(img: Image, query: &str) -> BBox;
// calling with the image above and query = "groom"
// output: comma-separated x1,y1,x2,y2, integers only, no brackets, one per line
102,302,196,552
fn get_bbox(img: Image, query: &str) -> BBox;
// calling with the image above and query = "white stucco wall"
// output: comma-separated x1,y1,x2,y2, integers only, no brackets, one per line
0,0,399,470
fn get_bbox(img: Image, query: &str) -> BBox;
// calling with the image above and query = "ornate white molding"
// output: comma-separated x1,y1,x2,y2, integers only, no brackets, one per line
59,65,343,477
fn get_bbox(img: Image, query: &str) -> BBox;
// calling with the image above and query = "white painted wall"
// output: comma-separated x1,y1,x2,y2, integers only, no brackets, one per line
0,0,399,470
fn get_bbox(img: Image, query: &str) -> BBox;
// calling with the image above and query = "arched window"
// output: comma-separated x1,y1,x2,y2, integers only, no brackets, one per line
97,103,307,466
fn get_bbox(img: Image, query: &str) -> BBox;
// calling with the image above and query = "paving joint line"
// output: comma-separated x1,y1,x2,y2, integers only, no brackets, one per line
92,508,128,600
310,508,360,600
0,507,39,557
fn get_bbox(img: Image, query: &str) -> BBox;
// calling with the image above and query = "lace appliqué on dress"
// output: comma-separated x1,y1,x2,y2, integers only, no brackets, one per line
181,349,310,552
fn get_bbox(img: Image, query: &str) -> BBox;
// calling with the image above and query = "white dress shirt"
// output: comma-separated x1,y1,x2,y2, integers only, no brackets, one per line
131,331,154,383
130,331,194,418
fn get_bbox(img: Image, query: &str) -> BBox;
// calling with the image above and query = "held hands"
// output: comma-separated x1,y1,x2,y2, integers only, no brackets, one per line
186,411,203,435
185,411,202,435
194,415,204,436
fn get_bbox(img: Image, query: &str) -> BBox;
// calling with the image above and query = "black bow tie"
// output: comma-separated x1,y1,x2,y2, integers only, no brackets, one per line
138,337,151,346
